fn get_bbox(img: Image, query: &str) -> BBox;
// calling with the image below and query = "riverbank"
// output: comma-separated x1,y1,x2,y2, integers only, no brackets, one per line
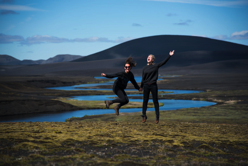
1,73,247,116
0,76,109,116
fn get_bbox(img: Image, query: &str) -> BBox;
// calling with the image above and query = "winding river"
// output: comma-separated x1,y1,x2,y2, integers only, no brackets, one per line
0,76,216,122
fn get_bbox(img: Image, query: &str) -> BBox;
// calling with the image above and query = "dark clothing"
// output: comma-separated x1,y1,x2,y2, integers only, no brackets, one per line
106,71,140,90
112,85,129,107
141,55,172,119
141,55,171,88
142,83,159,119
105,71,140,107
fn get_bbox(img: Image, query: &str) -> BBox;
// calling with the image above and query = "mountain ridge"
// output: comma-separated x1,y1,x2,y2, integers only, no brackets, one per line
0,54,83,65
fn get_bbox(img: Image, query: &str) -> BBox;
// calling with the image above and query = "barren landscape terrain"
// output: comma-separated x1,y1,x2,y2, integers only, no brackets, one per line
0,35,248,165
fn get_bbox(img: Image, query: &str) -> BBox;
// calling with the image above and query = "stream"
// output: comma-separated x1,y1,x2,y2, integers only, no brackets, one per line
0,76,216,122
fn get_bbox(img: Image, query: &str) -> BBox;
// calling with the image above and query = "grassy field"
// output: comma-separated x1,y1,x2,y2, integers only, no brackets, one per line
1,90,248,165
0,119,247,165
0,76,248,165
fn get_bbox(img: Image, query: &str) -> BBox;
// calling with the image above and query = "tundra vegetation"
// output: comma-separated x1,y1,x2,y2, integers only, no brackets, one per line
0,76,247,165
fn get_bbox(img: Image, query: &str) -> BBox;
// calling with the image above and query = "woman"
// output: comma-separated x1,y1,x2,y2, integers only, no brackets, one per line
101,57,142,115
141,50,175,123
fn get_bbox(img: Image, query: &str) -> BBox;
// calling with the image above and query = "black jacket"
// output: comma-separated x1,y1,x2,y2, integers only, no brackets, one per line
106,71,140,90
141,55,171,88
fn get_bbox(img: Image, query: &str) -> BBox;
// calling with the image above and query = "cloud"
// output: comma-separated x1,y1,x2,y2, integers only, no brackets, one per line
174,20,192,26
25,36,133,45
144,0,248,7
0,33,133,45
0,0,14,3
20,35,69,45
114,37,134,43
211,30,248,41
230,30,248,40
71,37,113,43
167,13,177,17
73,37,133,43
210,30,248,42
0,10,18,14
192,34,207,38
0,33,24,43
132,23,142,27
0,4,44,11
2,31,247,46
212,35,228,40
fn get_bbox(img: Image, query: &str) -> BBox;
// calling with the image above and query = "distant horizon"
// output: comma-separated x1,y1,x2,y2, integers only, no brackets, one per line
1,34,248,61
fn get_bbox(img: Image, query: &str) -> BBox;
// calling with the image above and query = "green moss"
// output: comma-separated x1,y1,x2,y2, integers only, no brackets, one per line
28,154,45,161
57,98,163,110
0,121,247,165
13,142,45,151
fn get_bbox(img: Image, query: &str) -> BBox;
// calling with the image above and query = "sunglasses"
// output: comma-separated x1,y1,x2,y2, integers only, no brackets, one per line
124,66,131,69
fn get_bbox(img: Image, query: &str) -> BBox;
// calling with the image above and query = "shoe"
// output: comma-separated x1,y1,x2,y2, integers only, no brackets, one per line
105,100,113,109
142,116,147,123
155,118,159,124
114,104,120,116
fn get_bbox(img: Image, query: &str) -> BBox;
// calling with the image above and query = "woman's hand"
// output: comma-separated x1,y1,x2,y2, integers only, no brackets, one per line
101,73,106,77
139,88,143,91
169,50,175,56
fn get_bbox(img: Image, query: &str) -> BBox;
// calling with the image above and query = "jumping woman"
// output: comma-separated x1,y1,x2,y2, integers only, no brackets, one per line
141,50,175,124
101,57,142,115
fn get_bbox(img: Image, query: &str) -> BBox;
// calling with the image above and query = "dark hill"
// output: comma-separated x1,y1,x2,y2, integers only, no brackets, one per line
73,35,248,63
1,35,248,76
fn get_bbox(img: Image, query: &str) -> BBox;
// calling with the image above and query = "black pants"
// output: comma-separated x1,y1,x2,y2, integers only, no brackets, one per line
142,83,159,119
112,85,129,107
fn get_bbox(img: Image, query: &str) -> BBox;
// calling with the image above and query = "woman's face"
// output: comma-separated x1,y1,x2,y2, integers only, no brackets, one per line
147,55,154,63
124,63,131,73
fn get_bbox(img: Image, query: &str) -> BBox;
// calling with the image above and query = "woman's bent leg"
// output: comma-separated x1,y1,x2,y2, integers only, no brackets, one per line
112,86,129,107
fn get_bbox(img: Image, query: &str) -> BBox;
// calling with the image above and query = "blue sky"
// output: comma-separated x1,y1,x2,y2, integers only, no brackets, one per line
0,0,248,60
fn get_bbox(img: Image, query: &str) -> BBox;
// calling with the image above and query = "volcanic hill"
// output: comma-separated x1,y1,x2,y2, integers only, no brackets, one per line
1,35,248,76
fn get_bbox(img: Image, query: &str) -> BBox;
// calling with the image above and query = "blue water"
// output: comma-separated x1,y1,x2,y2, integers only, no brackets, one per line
0,76,216,122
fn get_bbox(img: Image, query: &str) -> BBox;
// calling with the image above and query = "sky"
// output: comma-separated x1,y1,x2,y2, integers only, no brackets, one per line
0,0,248,60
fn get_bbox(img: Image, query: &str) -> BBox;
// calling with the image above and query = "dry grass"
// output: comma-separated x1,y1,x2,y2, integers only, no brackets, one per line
0,121,247,166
